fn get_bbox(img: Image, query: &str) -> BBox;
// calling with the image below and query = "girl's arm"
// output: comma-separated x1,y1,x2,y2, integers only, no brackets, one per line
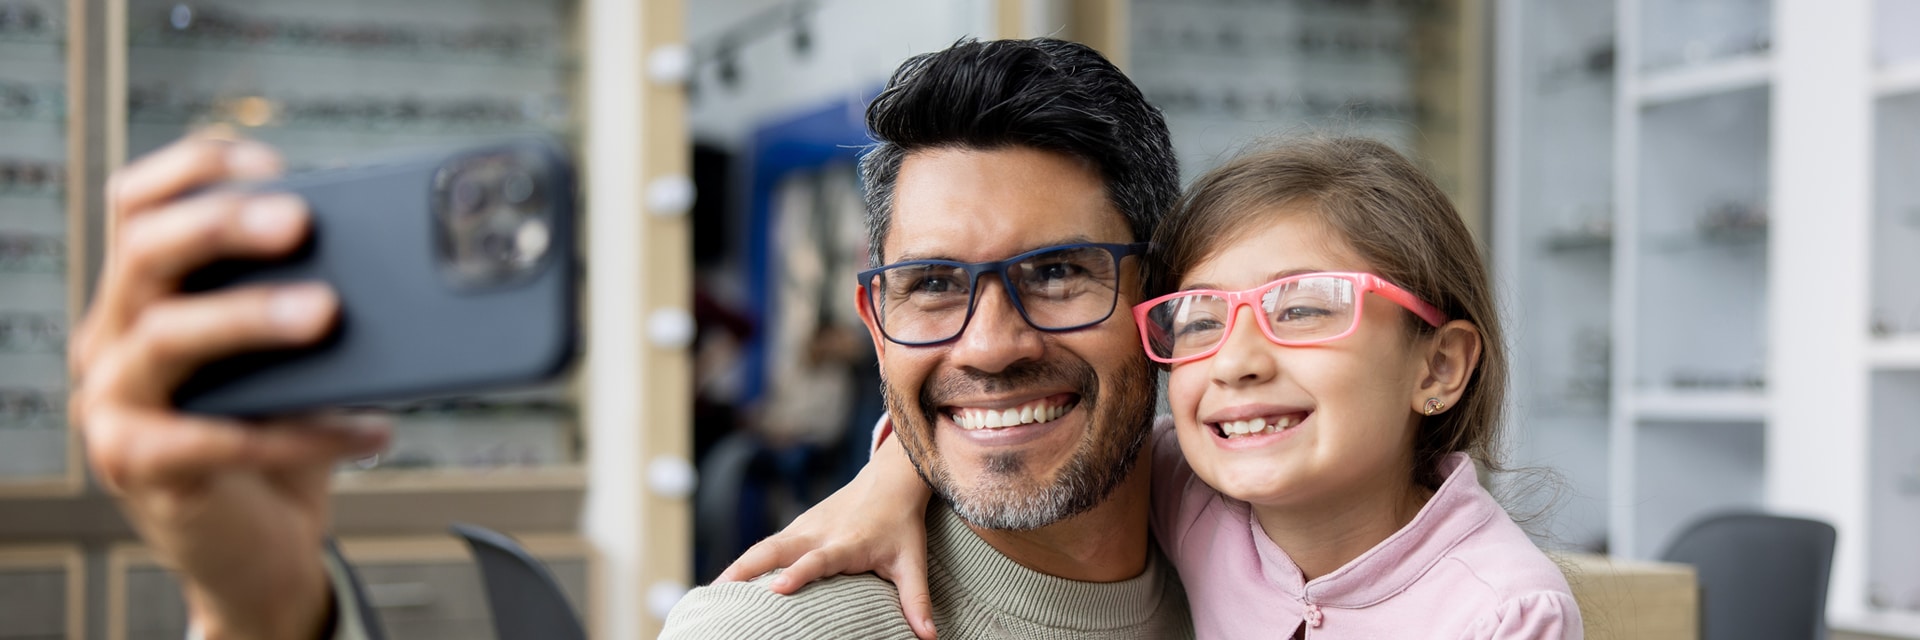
714,429,938,640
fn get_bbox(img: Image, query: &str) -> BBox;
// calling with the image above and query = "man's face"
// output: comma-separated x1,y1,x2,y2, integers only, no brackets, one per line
857,146,1157,530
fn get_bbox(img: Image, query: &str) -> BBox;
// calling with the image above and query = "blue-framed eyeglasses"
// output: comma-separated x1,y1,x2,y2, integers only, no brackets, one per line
856,242,1149,346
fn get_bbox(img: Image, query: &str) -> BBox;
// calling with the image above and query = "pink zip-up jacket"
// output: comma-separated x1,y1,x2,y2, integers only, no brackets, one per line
1149,422,1583,639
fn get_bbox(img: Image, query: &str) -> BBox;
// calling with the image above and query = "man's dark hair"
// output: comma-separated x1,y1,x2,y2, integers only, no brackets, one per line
857,38,1179,265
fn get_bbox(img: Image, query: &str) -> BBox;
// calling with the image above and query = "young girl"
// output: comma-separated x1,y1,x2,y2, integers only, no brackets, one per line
722,136,1581,639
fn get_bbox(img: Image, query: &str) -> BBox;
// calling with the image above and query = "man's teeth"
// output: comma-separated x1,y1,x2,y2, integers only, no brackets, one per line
1218,415,1299,437
953,399,1071,430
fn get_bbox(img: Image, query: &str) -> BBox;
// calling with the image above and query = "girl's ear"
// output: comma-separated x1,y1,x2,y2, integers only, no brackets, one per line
1410,319,1482,415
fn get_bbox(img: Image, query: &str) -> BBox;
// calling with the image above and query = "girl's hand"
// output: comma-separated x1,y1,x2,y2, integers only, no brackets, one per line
716,432,938,640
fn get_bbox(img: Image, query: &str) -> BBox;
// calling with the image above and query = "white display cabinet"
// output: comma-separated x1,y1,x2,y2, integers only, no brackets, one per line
1501,0,1920,634
1614,0,1773,563
1491,0,1615,552
1861,0,1920,632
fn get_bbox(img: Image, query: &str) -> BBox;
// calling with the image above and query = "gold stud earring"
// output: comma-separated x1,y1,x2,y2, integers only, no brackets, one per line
1423,398,1445,416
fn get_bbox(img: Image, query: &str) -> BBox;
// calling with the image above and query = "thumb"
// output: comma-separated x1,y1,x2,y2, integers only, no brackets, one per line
889,552,936,640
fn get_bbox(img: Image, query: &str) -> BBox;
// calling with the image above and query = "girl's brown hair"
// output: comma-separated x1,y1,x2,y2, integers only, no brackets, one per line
1152,135,1510,487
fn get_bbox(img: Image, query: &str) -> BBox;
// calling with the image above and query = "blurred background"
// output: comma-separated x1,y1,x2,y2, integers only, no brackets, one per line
0,0,1914,638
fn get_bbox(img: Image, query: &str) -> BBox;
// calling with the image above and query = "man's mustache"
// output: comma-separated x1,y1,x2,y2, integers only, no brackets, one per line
920,358,1099,410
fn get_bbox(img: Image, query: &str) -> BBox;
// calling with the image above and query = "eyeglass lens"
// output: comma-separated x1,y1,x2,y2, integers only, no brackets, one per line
870,245,1124,344
1144,276,1358,360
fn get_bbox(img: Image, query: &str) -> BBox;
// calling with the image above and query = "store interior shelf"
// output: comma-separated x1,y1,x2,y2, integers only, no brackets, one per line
1878,61,1920,98
330,464,587,494
1869,335,1920,370
0,477,83,499
1830,610,1920,640
1630,390,1769,423
1635,54,1773,107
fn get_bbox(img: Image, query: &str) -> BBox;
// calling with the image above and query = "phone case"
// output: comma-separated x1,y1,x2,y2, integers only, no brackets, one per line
173,140,578,417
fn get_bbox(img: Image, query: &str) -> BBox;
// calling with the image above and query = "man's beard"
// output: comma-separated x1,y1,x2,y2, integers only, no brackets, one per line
884,352,1157,531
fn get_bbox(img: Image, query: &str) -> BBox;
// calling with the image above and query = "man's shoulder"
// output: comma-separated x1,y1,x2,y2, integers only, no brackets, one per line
659,572,918,640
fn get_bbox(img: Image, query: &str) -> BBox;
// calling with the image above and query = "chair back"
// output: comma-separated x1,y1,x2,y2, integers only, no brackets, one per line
1659,512,1836,640
451,523,590,640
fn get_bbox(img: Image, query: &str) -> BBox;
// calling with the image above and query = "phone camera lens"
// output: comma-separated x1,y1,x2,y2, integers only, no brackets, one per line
480,230,517,263
450,175,488,217
501,170,536,205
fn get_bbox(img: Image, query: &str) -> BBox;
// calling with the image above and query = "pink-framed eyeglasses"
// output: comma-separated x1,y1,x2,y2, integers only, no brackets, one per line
1131,271,1449,365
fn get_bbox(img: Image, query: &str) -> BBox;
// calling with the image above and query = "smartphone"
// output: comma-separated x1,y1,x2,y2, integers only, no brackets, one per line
172,139,578,417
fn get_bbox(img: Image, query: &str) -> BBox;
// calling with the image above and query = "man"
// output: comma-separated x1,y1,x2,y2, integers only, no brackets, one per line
71,36,1184,639
659,38,1189,638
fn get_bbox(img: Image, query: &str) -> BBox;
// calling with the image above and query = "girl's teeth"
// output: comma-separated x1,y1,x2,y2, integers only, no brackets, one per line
1219,415,1304,438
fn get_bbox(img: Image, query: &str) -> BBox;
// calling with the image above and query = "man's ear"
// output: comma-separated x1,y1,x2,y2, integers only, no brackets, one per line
856,285,887,360
1410,319,1482,415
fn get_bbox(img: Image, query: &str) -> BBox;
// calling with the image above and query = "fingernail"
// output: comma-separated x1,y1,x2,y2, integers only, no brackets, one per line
243,194,304,240
339,414,391,438
271,284,335,331
226,141,283,177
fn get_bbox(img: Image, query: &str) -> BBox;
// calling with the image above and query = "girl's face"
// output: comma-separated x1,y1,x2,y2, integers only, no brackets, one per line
1166,210,1433,510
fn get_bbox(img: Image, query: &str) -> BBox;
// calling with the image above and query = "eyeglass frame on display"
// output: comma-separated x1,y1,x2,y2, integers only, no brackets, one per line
0,158,64,195
0,387,62,429
856,241,1150,347
0,1,53,38
0,312,65,351
127,86,570,133
1132,271,1449,365
0,233,64,272
0,81,62,120
147,3,551,61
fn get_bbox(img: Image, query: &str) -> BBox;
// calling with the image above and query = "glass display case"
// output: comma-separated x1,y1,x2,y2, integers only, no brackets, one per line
1127,0,1471,192
0,0,77,495
119,0,587,487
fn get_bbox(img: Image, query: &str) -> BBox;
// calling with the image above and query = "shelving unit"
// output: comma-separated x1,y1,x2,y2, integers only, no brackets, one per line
1860,1,1920,629
1492,0,1617,553
108,536,593,640
1879,61,1920,97
0,0,83,498
0,544,84,640
1500,0,1920,634
1126,0,1488,231
1634,53,1772,105
105,0,591,487
1869,336,1920,370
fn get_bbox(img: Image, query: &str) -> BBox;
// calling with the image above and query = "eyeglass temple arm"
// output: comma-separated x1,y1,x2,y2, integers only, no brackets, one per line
1362,274,1449,327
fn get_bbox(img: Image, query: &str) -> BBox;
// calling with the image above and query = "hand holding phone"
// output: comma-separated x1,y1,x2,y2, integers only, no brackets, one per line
174,139,579,416
71,137,392,640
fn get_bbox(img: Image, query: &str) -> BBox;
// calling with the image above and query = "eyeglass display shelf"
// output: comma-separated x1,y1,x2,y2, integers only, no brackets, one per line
1880,61,1920,98
1634,53,1773,107
1628,389,1769,424
0,33,62,48
331,463,586,495
0,113,67,126
1829,610,1920,639
0,474,81,498
125,118,570,138
126,38,577,71
1869,335,1920,371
